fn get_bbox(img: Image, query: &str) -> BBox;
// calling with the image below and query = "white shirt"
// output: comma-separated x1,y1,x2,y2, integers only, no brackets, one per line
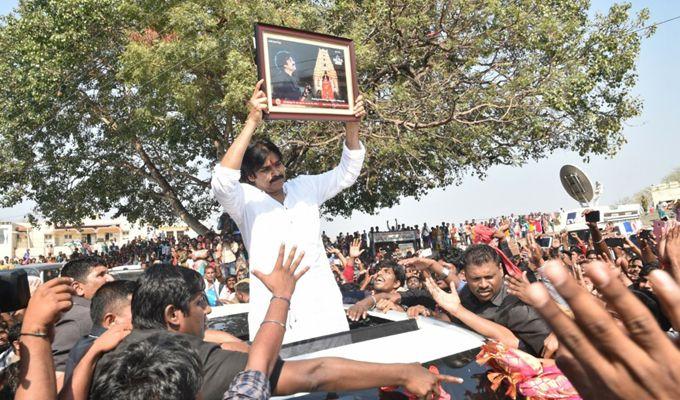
211,142,365,343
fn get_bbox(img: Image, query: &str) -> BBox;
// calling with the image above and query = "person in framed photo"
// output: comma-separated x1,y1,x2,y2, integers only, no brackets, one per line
211,79,365,343
271,51,306,101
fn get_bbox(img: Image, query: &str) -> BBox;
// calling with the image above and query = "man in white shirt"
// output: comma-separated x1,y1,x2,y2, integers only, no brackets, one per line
212,80,365,343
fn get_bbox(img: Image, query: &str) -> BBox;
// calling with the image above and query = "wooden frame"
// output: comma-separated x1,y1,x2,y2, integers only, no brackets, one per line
254,23,359,121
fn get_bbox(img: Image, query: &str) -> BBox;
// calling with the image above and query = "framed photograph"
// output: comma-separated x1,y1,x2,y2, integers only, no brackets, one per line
254,23,359,121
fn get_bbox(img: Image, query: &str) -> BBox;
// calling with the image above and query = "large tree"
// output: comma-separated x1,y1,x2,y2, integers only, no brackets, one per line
0,0,651,234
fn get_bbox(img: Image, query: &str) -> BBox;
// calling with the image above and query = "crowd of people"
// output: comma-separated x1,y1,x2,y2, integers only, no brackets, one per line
2,209,680,398
3,81,680,400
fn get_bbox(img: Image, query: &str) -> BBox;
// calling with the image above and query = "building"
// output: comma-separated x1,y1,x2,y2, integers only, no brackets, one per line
0,217,197,261
650,181,680,206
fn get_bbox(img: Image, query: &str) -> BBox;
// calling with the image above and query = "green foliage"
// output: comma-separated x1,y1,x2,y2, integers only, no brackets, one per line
0,0,650,232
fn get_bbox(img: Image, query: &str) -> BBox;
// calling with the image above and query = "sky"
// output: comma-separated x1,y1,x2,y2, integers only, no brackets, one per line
1,1,679,235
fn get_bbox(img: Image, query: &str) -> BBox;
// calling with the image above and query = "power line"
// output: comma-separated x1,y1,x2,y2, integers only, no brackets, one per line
632,14,680,33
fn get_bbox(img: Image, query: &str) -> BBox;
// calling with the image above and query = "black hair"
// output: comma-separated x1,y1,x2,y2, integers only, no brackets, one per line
240,139,283,183
235,281,249,294
274,50,293,70
91,280,137,325
132,264,205,330
90,331,202,400
60,256,106,282
462,244,501,270
376,259,406,288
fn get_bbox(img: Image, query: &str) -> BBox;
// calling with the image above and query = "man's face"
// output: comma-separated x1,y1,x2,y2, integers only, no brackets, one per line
226,277,236,290
373,267,401,293
179,293,211,338
236,290,249,303
405,267,419,279
249,153,286,194
204,268,215,283
406,276,422,290
284,56,296,74
464,261,503,302
76,265,114,300
627,260,643,281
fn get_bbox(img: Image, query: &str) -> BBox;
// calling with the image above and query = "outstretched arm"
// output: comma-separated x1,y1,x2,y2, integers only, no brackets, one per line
275,357,461,397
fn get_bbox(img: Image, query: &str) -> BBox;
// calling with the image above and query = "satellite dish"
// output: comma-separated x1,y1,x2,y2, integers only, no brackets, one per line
560,165,595,207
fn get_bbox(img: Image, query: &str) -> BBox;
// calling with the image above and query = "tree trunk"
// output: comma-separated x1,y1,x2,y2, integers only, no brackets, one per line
133,139,211,236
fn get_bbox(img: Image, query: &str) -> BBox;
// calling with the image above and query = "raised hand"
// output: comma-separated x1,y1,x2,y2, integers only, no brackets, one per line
22,277,75,337
252,244,309,299
246,79,268,125
423,275,460,314
663,225,680,282
398,257,432,271
505,271,532,305
527,261,680,399
349,238,365,259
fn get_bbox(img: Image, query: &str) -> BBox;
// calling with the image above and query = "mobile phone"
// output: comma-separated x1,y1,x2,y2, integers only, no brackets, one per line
585,210,601,223
536,237,553,249
604,237,624,248
419,248,433,258
639,230,651,240
0,269,31,312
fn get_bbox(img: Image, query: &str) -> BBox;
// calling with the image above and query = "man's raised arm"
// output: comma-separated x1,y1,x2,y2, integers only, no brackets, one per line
220,79,267,169
343,96,365,151
212,80,267,223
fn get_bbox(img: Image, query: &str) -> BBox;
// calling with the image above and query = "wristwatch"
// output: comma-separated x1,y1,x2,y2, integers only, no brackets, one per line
441,266,450,277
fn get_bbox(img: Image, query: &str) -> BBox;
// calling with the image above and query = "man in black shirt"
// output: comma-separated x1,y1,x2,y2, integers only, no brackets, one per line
91,262,461,400
454,244,551,356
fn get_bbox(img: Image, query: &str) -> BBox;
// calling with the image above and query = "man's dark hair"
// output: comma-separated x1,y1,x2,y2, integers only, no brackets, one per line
462,244,501,270
274,50,293,70
240,139,283,183
91,280,137,325
60,256,106,282
90,332,202,400
132,264,204,330
376,259,405,288
235,281,249,294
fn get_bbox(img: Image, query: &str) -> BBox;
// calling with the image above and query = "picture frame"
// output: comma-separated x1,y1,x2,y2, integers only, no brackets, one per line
254,23,359,121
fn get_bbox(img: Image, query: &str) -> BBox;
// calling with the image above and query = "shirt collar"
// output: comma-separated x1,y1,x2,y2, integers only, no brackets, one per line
73,295,91,307
489,283,508,307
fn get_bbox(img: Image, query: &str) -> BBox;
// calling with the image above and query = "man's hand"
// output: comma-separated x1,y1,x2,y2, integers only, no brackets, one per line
664,225,680,282
346,303,371,321
527,261,680,399
398,257,432,271
526,233,545,270
540,332,559,359
22,277,75,336
246,79,268,125
401,364,463,398
505,271,532,305
407,305,432,318
376,299,402,313
90,323,132,354
423,275,460,314
325,246,340,255
349,238,365,259
345,95,366,127
252,244,309,299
